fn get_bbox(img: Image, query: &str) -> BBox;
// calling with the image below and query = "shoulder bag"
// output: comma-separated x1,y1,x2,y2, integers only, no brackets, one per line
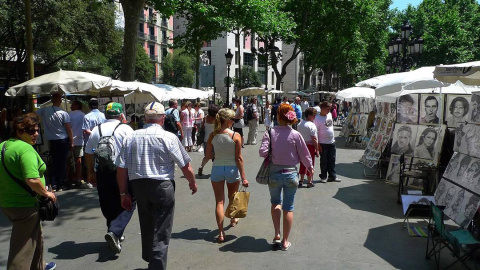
256,129,272,185
1,143,59,221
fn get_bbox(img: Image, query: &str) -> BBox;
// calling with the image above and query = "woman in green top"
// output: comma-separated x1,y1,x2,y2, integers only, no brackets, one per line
0,113,57,270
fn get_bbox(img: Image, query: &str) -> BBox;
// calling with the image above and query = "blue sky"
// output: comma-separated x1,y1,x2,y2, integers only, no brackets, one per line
390,0,422,10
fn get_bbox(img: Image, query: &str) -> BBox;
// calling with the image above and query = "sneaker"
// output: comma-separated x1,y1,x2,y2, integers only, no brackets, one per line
120,235,125,242
105,232,122,253
330,177,341,182
198,146,204,152
81,182,94,189
45,262,56,270
198,167,203,176
320,178,328,183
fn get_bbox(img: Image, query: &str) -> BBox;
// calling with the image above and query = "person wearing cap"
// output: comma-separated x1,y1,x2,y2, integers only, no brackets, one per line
85,102,135,254
35,92,74,192
117,101,197,270
314,101,340,183
82,98,106,145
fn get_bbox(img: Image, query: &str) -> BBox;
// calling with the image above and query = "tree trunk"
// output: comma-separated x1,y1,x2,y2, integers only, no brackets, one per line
120,0,146,81
195,45,200,89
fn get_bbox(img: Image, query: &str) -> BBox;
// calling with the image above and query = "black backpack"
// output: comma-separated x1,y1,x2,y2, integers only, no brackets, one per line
245,104,254,121
271,103,279,121
164,109,178,134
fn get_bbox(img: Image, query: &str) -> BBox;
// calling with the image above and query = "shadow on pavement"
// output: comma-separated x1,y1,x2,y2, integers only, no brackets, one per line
219,236,273,253
48,241,119,262
333,180,402,218
172,227,218,243
335,162,366,180
364,222,435,269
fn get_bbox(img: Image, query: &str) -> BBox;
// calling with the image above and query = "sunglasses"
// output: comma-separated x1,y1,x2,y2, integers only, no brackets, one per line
24,128,39,135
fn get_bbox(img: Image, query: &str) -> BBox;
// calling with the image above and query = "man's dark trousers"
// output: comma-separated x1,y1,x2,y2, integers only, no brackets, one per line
132,178,175,270
319,143,337,180
49,138,69,187
96,169,135,238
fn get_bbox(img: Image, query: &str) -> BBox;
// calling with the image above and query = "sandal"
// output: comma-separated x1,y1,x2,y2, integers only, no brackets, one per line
307,182,315,188
230,218,239,227
282,241,292,251
217,232,225,243
272,236,281,245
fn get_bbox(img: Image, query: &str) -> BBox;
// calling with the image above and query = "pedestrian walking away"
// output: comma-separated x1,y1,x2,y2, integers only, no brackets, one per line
246,97,259,145
297,107,320,188
35,92,74,192
198,104,220,176
314,101,340,183
204,108,249,243
232,98,245,147
117,101,197,270
85,102,135,254
67,100,85,188
259,104,313,251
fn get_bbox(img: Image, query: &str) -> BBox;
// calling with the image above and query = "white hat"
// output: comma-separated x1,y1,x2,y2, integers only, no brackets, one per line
144,102,165,115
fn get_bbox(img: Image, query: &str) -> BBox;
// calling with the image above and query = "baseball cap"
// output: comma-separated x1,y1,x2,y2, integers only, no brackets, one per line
89,98,99,108
105,102,123,116
145,101,165,115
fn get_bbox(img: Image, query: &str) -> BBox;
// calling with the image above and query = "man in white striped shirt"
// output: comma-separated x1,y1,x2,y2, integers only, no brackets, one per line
117,101,197,270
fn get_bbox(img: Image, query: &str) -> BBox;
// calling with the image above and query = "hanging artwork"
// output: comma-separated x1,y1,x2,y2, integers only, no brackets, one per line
434,179,480,229
453,123,480,159
368,98,376,113
377,102,384,118
445,95,470,128
397,94,419,124
391,124,418,156
419,94,441,124
361,98,368,114
383,102,390,118
358,115,368,131
469,92,480,124
386,154,411,183
352,98,360,113
413,125,444,161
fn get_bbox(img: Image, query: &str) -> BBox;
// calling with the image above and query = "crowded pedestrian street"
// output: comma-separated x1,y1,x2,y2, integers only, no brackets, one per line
0,126,434,269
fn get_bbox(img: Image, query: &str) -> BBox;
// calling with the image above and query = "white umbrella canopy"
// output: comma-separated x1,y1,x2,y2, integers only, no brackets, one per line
355,72,406,88
378,83,476,100
434,61,480,85
236,87,266,96
177,87,210,99
336,87,375,102
154,84,189,100
286,91,309,96
109,80,141,95
6,70,112,97
375,66,449,96
266,89,283,94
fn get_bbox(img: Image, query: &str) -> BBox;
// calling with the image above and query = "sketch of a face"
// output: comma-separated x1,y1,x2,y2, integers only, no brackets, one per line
435,181,447,202
425,98,438,118
378,103,383,115
444,187,456,208
466,128,480,156
398,101,413,116
423,131,436,148
445,154,460,176
390,103,396,115
453,101,466,118
465,161,480,182
451,190,465,214
465,201,478,219
397,130,412,149
457,156,471,178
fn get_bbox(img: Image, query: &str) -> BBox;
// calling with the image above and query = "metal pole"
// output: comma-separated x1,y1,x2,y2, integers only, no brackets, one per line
226,65,230,105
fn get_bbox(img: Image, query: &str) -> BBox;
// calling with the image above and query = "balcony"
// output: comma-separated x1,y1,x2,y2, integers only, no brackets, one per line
147,15,156,24
139,14,145,21
161,20,168,27
138,32,146,39
162,38,169,44
149,54,158,61
148,35,156,42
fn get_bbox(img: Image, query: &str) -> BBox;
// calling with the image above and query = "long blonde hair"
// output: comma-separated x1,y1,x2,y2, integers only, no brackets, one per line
213,108,235,136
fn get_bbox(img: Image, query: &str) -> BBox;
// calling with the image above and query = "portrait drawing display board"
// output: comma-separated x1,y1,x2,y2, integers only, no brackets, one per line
391,124,418,156
397,94,419,124
419,94,441,125
386,154,411,183
413,125,445,162
445,95,470,128
367,98,376,114
469,91,480,124
434,179,480,229
376,101,384,117
452,123,480,159
401,195,435,215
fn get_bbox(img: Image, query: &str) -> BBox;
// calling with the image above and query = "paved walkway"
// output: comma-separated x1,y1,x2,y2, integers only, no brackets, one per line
0,126,442,269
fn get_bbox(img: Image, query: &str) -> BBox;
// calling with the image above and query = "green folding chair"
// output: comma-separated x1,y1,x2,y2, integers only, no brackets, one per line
426,202,480,269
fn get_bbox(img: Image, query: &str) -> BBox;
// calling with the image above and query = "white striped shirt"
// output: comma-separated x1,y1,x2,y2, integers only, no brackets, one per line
117,123,191,181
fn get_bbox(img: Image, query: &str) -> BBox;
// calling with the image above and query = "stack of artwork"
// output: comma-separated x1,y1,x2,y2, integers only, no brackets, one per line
339,97,375,137
360,101,397,168
435,123,480,228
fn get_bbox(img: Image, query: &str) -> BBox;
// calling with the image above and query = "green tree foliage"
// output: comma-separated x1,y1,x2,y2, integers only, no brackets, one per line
161,48,195,87
135,44,155,83
407,0,480,66
233,66,262,89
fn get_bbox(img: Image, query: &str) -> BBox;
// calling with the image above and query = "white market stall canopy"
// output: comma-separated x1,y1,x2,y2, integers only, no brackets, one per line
177,87,210,99
236,87,267,96
355,72,406,88
336,87,375,102
434,61,480,85
6,70,112,97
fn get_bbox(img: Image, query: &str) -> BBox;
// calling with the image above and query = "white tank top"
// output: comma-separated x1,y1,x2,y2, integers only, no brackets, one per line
212,132,237,166
204,123,214,139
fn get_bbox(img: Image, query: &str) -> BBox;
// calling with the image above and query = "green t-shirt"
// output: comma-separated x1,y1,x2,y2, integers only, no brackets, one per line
0,139,46,208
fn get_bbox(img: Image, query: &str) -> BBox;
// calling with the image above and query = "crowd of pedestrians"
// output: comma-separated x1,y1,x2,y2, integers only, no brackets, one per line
0,94,340,270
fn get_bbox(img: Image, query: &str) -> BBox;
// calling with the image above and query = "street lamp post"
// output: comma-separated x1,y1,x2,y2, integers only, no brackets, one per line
225,49,233,104
386,21,424,73
252,44,280,91
318,71,323,92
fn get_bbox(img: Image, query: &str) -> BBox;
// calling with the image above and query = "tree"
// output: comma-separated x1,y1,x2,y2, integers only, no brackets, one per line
135,44,155,83
233,66,262,89
161,48,195,86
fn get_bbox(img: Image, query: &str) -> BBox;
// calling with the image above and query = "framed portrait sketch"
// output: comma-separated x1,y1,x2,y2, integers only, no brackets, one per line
413,126,444,161
368,98,376,113
453,123,480,158
391,124,418,156
445,95,470,128
386,119,395,136
379,118,388,134
352,98,360,114
470,92,480,124
360,98,368,114
443,152,462,180
386,154,411,183
358,115,368,131
376,102,384,117
419,94,441,125
383,102,390,118
389,103,397,118
435,179,480,229
397,94,419,124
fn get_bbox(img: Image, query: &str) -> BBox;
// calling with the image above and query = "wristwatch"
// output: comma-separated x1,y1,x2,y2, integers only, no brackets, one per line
120,192,128,196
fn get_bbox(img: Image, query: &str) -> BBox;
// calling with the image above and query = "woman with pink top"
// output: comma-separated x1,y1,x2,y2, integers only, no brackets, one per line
259,103,314,251
180,101,195,151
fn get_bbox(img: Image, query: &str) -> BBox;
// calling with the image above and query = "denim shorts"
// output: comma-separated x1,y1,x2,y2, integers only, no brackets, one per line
211,166,240,183
268,165,299,211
